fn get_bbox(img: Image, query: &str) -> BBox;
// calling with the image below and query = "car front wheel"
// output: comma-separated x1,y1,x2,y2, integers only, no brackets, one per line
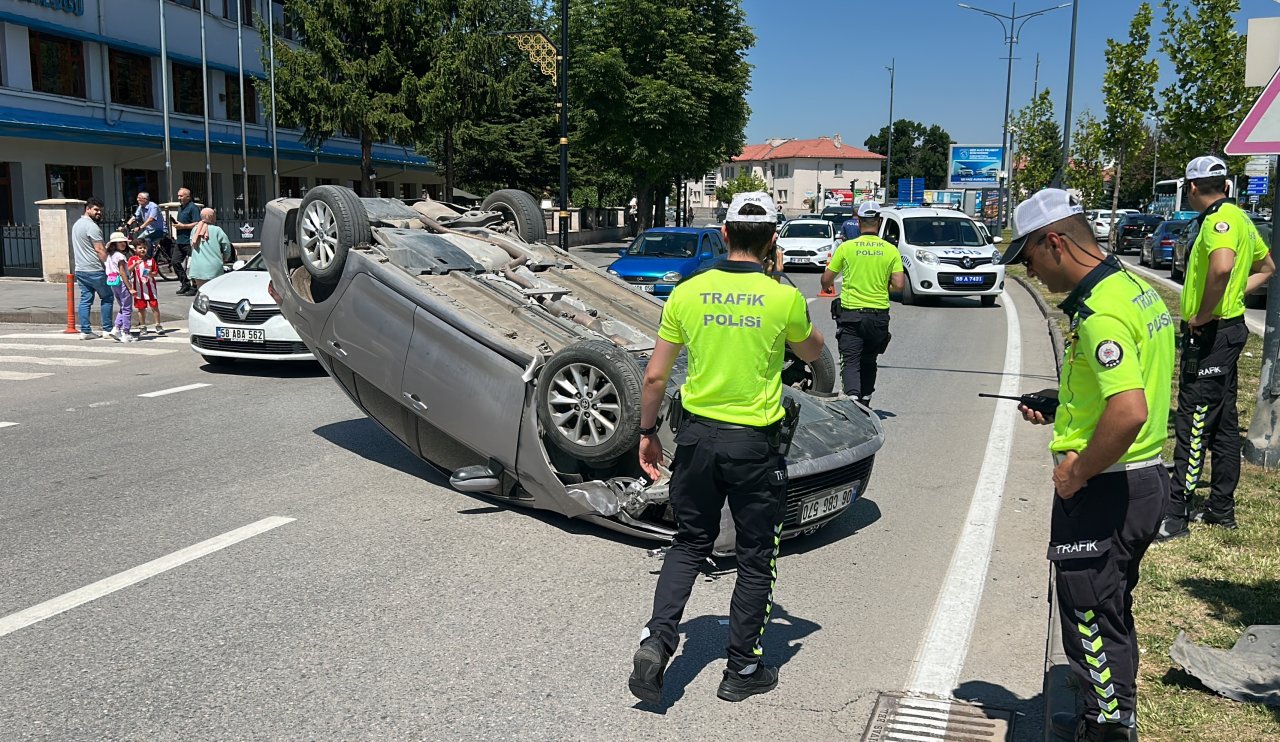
536,341,642,466
297,186,371,284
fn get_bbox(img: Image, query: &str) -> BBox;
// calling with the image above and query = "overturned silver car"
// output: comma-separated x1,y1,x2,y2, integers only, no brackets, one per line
260,186,884,548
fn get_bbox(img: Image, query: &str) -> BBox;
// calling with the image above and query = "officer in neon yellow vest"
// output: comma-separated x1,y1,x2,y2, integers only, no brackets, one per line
1000,188,1174,742
628,192,826,705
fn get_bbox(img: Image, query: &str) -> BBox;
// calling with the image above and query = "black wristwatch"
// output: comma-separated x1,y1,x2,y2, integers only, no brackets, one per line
639,417,663,436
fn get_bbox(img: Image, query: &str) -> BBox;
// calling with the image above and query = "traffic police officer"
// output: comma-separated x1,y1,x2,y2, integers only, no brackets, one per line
820,201,905,406
1157,156,1275,540
1000,189,1175,742
628,192,825,704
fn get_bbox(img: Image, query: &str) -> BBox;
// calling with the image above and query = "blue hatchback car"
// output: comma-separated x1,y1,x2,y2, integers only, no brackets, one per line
607,227,729,298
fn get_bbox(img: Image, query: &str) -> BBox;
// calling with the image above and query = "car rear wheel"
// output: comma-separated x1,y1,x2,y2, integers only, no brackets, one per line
481,189,547,244
899,273,916,305
537,341,642,466
298,186,370,284
782,344,837,393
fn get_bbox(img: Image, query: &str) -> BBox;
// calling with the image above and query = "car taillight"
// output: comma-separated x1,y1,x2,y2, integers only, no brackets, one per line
267,279,282,304
1160,239,1175,246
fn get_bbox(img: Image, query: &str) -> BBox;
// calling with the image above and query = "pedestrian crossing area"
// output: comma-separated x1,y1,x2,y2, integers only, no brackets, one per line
0,328,189,383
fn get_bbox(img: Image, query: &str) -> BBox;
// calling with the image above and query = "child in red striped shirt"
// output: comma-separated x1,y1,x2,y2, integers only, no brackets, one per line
128,239,166,335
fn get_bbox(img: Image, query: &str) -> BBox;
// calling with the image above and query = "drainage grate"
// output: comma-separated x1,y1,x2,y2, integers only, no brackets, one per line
862,693,1014,741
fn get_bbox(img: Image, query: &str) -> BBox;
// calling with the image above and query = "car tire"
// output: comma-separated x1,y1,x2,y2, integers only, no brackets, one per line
537,340,642,466
297,185,370,284
481,189,547,244
1138,247,1147,266
201,354,235,366
1170,262,1183,282
981,294,997,308
900,273,916,305
782,344,838,394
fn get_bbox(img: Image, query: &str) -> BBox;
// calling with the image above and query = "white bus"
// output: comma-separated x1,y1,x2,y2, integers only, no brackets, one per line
1153,177,1235,219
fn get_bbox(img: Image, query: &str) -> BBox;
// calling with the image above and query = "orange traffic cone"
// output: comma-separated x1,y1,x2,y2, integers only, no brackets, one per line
817,285,836,298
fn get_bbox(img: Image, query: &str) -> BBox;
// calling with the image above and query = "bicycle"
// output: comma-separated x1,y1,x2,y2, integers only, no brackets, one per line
116,219,176,281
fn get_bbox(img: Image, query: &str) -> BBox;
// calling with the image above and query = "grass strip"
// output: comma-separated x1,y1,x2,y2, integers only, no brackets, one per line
1008,263,1280,741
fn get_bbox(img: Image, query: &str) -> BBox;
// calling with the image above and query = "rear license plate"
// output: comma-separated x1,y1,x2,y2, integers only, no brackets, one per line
640,285,655,293
799,483,858,524
216,327,265,342
953,274,988,285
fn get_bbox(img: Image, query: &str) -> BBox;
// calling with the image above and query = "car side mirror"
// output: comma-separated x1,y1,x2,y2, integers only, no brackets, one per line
700,251,712,259
232,259,246,270
992,236,1003,245
618,248,627,257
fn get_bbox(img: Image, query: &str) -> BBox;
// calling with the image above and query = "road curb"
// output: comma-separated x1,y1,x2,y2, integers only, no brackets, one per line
0,306,187,325
1009,274,1065,375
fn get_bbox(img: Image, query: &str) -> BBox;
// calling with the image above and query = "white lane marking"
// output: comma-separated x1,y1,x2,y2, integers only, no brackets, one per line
0,422,18,429
907,289,1022,696
138,383,210,398
0,356,115,367
0,343,175,356
0,516,294,638
0,370,53,381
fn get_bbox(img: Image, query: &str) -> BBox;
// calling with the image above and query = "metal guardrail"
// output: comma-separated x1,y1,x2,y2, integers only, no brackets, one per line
1,224,42,278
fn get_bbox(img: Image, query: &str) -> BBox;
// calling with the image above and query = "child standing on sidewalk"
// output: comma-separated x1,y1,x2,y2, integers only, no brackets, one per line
128,238,165,336
104,232,135,343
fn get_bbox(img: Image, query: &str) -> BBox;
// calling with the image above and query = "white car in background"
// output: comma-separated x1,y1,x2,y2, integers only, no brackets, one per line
777,218,838,269
1089,209,1138,242
879,207,1005,307
188,252,314,365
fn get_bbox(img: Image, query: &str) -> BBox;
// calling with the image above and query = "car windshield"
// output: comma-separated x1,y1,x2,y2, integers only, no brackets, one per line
903,217,985,246
1163,220,1189,235
627,232,698,257
780,223,831,239
1126,215,1162,226
241,252,267,271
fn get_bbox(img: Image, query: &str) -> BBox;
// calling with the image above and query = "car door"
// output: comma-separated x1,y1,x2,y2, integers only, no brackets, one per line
320,272,416,444
400,306,526,471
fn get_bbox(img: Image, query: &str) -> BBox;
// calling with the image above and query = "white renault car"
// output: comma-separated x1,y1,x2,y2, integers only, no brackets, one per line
188,252,314,364
777,218,838,269
879,207,1005,306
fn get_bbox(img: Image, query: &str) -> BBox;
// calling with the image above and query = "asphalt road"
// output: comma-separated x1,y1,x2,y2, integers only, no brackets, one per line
1108,245,1267,334
0,250,1062,741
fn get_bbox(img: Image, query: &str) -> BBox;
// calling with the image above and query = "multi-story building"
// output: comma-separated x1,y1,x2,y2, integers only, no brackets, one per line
685,135,885,214
0,0,438,225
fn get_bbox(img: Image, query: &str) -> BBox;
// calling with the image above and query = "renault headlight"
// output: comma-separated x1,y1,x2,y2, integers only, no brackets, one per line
659,271,683,284
915,250,939,265
193,292,209,314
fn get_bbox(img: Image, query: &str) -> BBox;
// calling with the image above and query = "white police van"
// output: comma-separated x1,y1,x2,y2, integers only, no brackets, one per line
878,207,1006,307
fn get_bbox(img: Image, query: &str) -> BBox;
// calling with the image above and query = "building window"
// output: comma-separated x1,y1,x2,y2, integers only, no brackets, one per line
279,176,306,198
271,0,298,41
46,164,93,200
220,0,254,22
233,173,264,212
225,73,258,123
29,31,85,98
777,190,788,205
109,49,154,109
375,181,392,198
169,0,200,8
0,163,14,225
399,183,417,200
834,164,843,177
120,169,161,208
181,170,208,204
172,63,205,116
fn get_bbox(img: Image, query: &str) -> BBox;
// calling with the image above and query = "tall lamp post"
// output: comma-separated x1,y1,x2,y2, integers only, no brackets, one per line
959,2,1069,228
1146,113,1160,207
499,6,570,252
885,59,895,204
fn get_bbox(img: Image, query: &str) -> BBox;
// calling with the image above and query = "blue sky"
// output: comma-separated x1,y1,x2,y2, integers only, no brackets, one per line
740,0,1280,148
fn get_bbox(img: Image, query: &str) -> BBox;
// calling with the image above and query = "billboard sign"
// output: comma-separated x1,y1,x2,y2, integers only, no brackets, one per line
948,145,1005,188
897,177,926,205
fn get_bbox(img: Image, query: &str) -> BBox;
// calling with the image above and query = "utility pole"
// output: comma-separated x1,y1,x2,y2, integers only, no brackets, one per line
885,59,895,204
558,0,570,251
1058,0,1079,185
959,2,1069,229
1246,154,1280,467
1033,52,1040,98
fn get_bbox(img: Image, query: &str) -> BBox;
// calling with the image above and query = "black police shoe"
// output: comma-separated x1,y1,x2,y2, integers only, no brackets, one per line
716,664,779,702
1153,515,1189,542
1190,508,1238,530
627,637,670,704
1051,712,1138,741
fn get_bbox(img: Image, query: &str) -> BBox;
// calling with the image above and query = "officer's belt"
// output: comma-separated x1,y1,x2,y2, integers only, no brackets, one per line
1193,315,1246,328
684,411,780,432
840,306,889,314
1052,453,1163,475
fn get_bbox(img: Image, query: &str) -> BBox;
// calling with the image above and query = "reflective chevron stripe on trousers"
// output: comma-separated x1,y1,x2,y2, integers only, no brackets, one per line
644,419,788,672
1049,466,1168,727
1168,320,1247,518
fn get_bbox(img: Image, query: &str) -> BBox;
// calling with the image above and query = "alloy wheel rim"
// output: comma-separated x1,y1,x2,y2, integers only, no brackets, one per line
546,362,621,446
300,201,338,268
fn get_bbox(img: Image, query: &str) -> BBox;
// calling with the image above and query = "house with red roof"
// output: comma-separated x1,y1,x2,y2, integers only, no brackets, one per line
684,135,886,214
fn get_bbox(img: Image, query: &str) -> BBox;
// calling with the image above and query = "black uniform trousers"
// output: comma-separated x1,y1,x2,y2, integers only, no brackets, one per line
1050,464,1167,726
835,308,890,399
645,417,787,672
168,239,192,288
1168,317,1247,518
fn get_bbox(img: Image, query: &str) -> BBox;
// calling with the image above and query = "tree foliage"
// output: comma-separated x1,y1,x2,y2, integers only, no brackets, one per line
1102,2,1158,218
1158,0,1250,169
1011,89,1062,197
1066,110,1107,208
864,120,953,192
714,171,768,205
571,0,754,227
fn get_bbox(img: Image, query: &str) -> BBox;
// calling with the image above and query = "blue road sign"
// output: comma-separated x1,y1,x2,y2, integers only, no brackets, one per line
897,177,926,205
1246,176,1268,195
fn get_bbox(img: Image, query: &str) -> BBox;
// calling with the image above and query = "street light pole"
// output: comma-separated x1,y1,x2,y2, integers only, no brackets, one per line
1058,0,1079,185
557,0,569,251
885,59,895,203
959,2,1069,228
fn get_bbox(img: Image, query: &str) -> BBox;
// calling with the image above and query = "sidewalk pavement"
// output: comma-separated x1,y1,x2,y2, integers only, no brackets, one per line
0,275,194,326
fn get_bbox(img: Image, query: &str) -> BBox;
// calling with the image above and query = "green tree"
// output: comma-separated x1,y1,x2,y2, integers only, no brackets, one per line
1102,2,1158,228
572,0,754,228
1010,89,1062,197
864,120,953,192
1066,110,1107,208
714,170,767,205
1158,0,1250,169
262,0,420,195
